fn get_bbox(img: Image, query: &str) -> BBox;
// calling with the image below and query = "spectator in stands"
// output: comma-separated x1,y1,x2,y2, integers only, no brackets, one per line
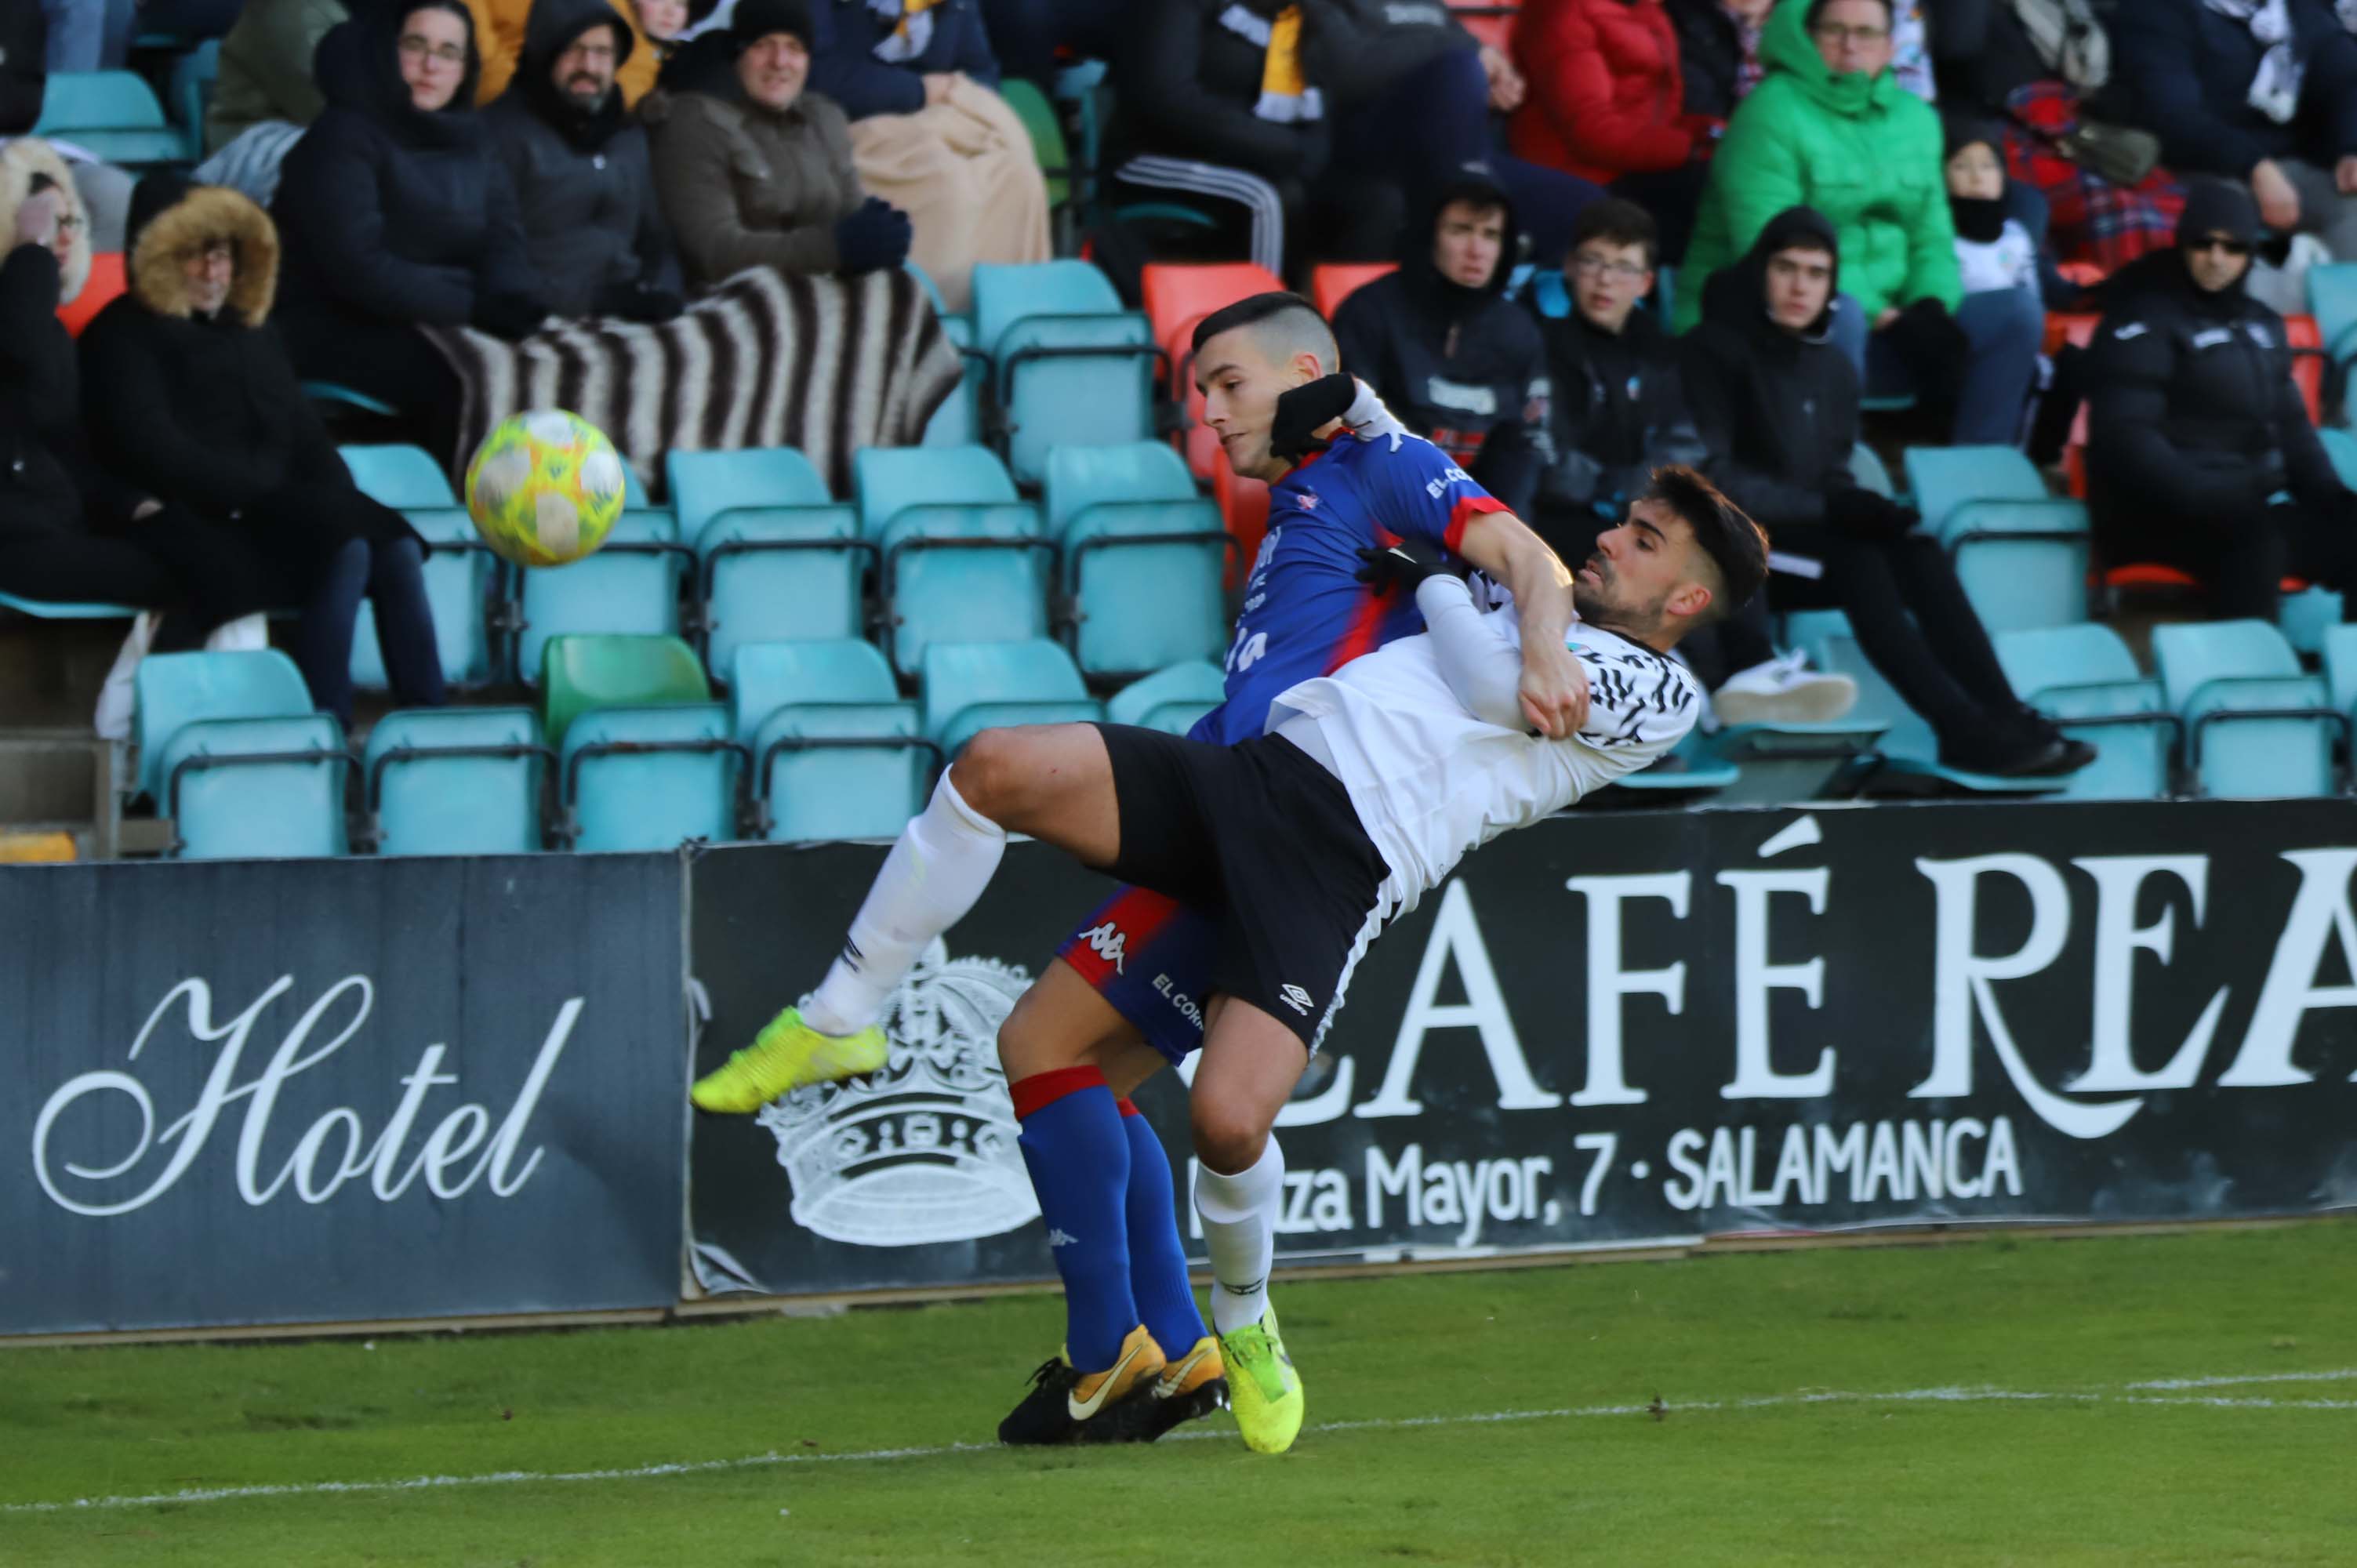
206,0,350,154
1508,0,1714,263
1944,114,2079,311
809,0,1049,310
1679,0,2041,448
3,4,46,134
81,175,449,728
465,0,661,107
647,0,913,285
1306,0,1600,271
138,0,245,43
0,143,250,630
41,0,132,74
1333,164,1549,517
2086,179,2357,621
273,2,548,463
1683,205,2090,775
485,0,683,320
1667,0,1771,122
2112,0,2357,263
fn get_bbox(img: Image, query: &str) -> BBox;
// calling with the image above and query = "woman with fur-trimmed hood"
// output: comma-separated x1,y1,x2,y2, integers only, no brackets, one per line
79,173,447,728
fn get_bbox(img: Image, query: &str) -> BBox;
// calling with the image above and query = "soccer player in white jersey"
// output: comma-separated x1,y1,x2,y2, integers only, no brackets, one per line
700,462,1767,1452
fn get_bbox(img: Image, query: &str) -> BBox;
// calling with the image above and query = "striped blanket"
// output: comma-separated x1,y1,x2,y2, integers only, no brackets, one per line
421,264,961,499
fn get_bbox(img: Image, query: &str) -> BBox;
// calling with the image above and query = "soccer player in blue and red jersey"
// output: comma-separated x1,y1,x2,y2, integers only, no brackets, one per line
692,292,1589,1453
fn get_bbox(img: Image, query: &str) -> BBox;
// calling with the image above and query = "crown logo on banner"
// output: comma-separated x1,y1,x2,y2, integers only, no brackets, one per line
757,940,1039,1247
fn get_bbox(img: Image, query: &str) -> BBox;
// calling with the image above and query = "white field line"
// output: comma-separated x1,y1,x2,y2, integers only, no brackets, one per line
7,1370,2353,1516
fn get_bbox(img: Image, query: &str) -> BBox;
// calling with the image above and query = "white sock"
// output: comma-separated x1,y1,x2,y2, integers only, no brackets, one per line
801,774,1006,1036
1195,1137,1284,1335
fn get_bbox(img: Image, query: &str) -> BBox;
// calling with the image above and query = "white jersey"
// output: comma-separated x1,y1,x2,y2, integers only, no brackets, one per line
1266,607,1698,917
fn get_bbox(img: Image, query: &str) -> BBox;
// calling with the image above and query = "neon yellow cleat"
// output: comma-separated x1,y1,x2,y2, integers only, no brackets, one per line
689,1007,887,1112
1217,1304,1302,1454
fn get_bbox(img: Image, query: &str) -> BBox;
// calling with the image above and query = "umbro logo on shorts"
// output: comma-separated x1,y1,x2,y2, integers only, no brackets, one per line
1278,984,1313,1016
1079,920,1128,975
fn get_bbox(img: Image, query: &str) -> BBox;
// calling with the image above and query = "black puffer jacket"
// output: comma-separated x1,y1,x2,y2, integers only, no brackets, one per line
272,3,539,364
1,1,44,134
1113,0,1338,183
1665,0,1747,121
1678,204,1860,529
1331,166,1549,515
483,0,679,317
1305,0,1476,111
1532,297,1702,527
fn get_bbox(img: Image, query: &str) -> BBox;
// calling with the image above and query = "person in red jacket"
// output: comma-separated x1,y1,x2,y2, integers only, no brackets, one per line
1510,0,1717,263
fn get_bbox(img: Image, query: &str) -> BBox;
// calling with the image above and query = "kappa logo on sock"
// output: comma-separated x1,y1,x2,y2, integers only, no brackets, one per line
1278,984,1313,1016
1047,1227,1080,1248
841,938,865,971
1221,1276,1267,1297
1078,920,1128,975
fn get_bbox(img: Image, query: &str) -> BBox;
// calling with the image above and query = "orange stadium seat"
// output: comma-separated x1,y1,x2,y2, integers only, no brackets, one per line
1313,262,1397,319
1213,458,1269,591
1141,262,1284,354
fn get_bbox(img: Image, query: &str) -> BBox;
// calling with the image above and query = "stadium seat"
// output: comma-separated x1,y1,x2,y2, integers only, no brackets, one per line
516,510,693,682
1607,732,1741,799
1166,308,1222,481
56,251,125,337
1781,610,2065,794
2152,619,2341,799
540,633,710,749
364,707,548,855
1311,263,1397,319
1994,624,2176,800
1107,659,1226,735
350,506,499,691
971,260,1160,486
1905,445,2089,633
1044,443,1229,677
0,590,139,619
1141,263,1284,357
2308,263,2357,416
35,71,187,165
1849,443,1896,498
2286,314,2326,424
998,78,1076,247
170,41,220,161
734,641,936,842
674,447,866,678
342,445,460,510
559,703,745,851
1213,459,1271,590
132,648,315,803
2320,622,2357,724
856,445,1051,675
925,314,986,448
920,640,1102,755
161,714,350,859
1688,721,1888,804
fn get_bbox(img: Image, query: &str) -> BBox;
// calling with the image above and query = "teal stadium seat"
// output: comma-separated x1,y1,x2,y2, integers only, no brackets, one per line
1994,624,2175,800
671,447,869,679
1607,732,1741,799
735,642,936,842
1905,445,2089,633
1688,720,1888,804
1106,660,1226,735
132,648,314,802
920,640,1102,755
856,445,1050,677
2152,619,2342,799
517,510,694,681
350,506,499,690
2305,262,2357,419
342,443,459,510
2278,430,2357,653
971,261,1160,486
2321,622,2357,719
170,42,220,161
0,590,138,619
1848,442,1896,498
35,71,187,165
1044,443,1229,677
925,314,987,448
161,714,350,859
560,703,745,850
365,707,549,855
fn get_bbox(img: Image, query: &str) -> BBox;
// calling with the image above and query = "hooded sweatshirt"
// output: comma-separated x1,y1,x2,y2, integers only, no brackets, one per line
483,0,680,316
1678,203,1861,529
2085,179,2346,546
1331,166,1550,515
1674,0,1958,332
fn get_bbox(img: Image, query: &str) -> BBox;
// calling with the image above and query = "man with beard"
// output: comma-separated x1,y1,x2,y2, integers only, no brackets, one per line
485,0,682,320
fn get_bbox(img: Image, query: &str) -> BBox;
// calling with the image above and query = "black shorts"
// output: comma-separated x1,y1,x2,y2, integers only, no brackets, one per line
1094,722,1392,1052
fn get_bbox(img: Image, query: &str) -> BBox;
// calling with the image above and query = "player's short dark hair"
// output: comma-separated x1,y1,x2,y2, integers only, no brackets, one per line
1643,464,1768,626
1568,198,1658,270
1191,290,1338,372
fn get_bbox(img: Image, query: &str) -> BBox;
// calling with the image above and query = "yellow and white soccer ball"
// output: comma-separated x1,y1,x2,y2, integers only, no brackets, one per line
464,409,627,568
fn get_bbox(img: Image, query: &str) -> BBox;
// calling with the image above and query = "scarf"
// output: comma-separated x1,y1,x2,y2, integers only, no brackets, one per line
1218,5,1322,123
1950,194,2007,244
867,0,942,64
2205,0,2304,125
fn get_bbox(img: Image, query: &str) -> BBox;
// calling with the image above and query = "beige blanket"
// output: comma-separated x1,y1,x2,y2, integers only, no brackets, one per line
849,76,1052,314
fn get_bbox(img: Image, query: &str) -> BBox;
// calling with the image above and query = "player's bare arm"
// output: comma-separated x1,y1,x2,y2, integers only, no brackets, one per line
1453,510,1588,738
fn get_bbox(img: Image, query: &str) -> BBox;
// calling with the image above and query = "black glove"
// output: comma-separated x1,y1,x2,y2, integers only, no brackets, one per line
833,198,913,274
471,288,550,342
1825,484,1920,539
1355,534,1462,592
1879,296,1969,386
1269,372,1358,460
596,278,685,323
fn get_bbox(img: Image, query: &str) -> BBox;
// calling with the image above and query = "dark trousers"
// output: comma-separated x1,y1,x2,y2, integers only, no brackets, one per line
293,318,467,472
1608,162,1712,267
2110,503,2357,622
0,504,266,630
292,537,446,728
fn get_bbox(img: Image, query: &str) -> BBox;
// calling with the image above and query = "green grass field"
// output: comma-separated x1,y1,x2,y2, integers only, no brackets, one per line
4,1225,2353,1566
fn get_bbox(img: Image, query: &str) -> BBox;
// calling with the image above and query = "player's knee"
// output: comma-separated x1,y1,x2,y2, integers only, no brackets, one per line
946,728,1028,825
1189,1095,1269,1174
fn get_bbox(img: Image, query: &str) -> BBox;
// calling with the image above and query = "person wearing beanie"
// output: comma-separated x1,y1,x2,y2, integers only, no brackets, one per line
78,173,449,730
2086,178,2357,622
485,0,684,319
646,0,914,283
1331,163,1552,517
1683,205,2094,778
461,0,663,108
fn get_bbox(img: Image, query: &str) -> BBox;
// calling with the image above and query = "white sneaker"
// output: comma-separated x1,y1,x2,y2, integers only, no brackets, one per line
1714,652,1858,726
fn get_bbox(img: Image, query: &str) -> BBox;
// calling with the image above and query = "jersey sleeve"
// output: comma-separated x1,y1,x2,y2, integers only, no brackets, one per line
1573,644,1701,752
1360,434,1514,554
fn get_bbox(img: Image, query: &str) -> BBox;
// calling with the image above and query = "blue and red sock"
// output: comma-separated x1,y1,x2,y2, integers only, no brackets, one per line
1011,1065,1135,1373
1117,1098,1211,1355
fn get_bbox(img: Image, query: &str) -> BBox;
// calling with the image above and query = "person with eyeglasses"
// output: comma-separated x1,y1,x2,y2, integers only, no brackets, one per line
2086,178,2357,622
272,2,551,465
